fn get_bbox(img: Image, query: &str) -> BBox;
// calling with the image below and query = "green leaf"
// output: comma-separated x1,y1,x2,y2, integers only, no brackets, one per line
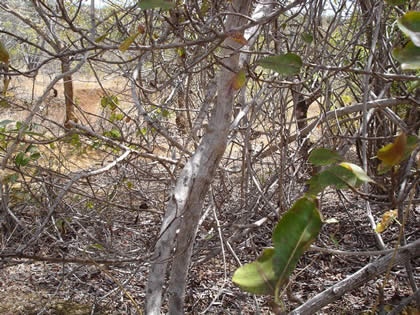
15,152,29,167
0,100,8,108
25,144,36,153
94,33,108,43
306,165,360,195
392,41,420,70
15,152,24,166
176,47,186,58
88,243,105,251
231,69,247,90
309,148,343,166
0,40,9,64
161,109,169,118
101,95,119,109
398,11,420,47
272,197,322,287
301,33,314,44
110,129,121,139
200,0,209,15
30,152,41,160
339,162,374,183
385,0,407,5
258,53,303,75
232,248,277,295
138,0,175,10
119,32,141,53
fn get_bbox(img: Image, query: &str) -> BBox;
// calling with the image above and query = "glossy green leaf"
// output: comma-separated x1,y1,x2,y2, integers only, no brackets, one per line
306,165,360,195
232,248,276,295
138,0,175,10
258,53,303,75
309,148,343,166
398,11,420,46
393,41,420,70
272,197,322,286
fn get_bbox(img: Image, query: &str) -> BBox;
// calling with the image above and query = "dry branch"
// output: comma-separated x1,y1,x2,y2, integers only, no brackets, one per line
257,97,417,160
290,239,420,315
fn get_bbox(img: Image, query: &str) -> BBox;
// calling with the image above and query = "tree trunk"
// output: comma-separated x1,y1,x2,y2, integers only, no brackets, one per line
61,56,76,128
145,1,252,314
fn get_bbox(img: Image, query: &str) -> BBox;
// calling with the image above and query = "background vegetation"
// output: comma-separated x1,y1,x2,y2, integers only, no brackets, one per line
0,0,419,314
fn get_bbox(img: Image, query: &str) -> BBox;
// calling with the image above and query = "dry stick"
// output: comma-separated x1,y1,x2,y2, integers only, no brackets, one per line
16,148,132,252
200,193,228,314
0,252,151,265
361,2,386,251
289,239,420,315
388,288,420,315
70,121,178,166
396,150,420,309
86,253,142,315
373,185,419,313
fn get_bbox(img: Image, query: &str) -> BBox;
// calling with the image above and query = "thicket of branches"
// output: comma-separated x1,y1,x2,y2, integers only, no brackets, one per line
0,0,419,313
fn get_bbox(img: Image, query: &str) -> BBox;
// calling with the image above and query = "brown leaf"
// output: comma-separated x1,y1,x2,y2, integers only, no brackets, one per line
226,30,248,46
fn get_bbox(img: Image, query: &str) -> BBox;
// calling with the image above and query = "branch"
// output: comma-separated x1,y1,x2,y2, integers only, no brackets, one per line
0,252,150,266
256,97,416,160
289,239,420,315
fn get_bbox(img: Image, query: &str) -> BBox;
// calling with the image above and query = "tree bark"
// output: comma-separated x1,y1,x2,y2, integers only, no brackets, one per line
61,56,76,129
145,1,252,314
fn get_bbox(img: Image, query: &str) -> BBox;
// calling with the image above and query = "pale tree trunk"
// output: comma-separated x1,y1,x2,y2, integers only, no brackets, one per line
145,1,252,314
